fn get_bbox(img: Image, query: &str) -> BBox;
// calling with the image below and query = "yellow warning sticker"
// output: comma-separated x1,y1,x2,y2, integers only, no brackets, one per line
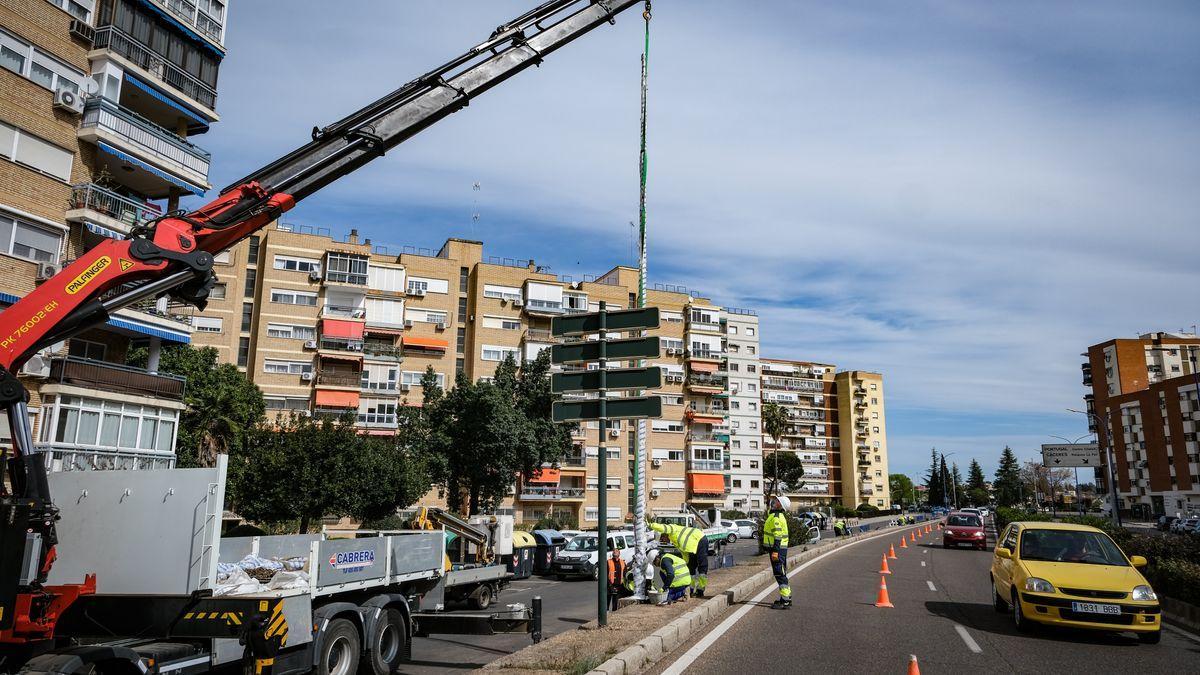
66,256,112,295
119,258,134,271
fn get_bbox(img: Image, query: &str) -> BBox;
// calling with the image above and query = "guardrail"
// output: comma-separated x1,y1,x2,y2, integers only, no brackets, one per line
80,98,210,180
49,357,186,399
93,26,217,109
69,183,161,229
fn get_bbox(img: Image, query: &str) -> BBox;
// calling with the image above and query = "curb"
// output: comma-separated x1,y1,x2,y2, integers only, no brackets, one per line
587,524,922,675
1163,597,1200,634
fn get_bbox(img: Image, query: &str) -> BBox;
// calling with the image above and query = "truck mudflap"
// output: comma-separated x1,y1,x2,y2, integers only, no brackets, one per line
412,596,542,643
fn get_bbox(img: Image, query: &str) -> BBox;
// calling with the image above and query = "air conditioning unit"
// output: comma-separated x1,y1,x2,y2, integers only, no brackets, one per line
53,88,84,115
400,383,412,392
300,372,314,381
409,288,426,297
308,270,322,282
609,428,620,438
434,322,446,330
404,320,413,328
68,19,95,43
650,489,660,498
512,299,524,307
19,355,50,378
35,262,60,281
303,340,318,349
651,459,662,468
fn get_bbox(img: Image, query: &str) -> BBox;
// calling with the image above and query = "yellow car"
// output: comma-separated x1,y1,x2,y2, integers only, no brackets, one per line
990,521,1161,643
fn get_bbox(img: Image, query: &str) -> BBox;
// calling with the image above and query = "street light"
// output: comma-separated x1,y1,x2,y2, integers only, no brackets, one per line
1067,408,1121,528
1047,434,1091,517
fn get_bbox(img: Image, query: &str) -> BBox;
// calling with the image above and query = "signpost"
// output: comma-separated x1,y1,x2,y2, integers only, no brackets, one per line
550,302,661,627
1041,444,1101,516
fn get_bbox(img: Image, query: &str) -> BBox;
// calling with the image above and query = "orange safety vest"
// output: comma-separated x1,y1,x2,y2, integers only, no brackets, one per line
607,557,627,586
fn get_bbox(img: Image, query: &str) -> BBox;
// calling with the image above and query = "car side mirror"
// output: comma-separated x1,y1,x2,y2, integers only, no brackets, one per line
1130,555,1147,568
995,547,1012,559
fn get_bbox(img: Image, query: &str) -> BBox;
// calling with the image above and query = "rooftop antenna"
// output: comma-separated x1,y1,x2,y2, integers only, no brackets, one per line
471,181,481,238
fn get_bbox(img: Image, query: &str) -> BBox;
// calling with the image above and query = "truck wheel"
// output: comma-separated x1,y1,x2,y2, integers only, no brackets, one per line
363,608,408,675
470,583,494,610
317,618,361,675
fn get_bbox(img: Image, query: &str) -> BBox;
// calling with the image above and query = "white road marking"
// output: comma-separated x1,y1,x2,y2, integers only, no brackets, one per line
955,624,982,653
926,580,936,591
660,525,922,675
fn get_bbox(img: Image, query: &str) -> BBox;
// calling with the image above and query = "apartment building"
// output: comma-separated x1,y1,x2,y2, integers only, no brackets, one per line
723,308,764,513
836,370,890,508
759,360,891,508
0,0,230,470
193,226,755,526
1083,332,1200,517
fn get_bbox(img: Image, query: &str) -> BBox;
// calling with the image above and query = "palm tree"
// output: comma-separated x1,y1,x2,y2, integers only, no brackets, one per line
762,402,789,497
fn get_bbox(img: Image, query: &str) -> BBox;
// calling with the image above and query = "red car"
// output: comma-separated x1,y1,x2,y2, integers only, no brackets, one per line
942,511,987,550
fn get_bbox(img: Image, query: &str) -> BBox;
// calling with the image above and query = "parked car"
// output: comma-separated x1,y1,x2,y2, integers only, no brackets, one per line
943,512,987,550
721,519,756,540
977,507,990,518
558,529,583,541
990,522,1160,643
551,531,638,580
1171,517,1198,534
1156,515,1178,532
960,507,983,519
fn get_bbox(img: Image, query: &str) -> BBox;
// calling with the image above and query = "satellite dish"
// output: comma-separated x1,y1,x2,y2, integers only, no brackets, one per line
82,77,100,96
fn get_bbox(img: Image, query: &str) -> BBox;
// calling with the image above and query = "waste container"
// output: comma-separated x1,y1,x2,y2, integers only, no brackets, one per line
532,529,566,576
508,530,537,579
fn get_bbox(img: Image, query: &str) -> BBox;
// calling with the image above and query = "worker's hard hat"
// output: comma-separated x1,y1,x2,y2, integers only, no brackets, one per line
646,549,659,564
771,495,791,512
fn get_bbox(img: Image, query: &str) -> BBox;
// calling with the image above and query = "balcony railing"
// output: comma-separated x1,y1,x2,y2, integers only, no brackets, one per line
687,375,727,389
519,486,585,500
319,338,364,353
560,455,586,467
93,26,217,109
524,299,565,314
322,305,365,319
37,443,175,472
68,183,161,230
316,372,360,387
80,99,211,182
160,0,225,43
687,348,725,360
689,459,727,472
357,414,398,428
688,432,728,444
524,328,554,343
363,343,402,360
688,404,728,416
48,357,185,400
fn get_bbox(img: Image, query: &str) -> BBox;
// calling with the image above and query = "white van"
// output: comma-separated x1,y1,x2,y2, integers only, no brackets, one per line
550,531,638,580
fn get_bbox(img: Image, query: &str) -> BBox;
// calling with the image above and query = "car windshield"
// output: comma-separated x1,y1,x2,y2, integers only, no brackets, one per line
948,515,981,527
1019,529,1127,566
563,536,598,552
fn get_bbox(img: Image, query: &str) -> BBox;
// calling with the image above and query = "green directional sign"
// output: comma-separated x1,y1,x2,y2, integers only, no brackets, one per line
552,307,660,337
551,336,660,364
552,366,661,393
552,395,663,422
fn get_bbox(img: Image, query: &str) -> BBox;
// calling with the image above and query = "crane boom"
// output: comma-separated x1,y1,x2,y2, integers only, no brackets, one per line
0,0,640,641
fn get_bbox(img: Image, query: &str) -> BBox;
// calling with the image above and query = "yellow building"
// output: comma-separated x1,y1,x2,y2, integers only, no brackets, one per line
835,370,890,508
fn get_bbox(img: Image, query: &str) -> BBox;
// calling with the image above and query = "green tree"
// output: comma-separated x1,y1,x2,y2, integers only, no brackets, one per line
950,462,964,508
924,449,945,507
763,451,807,495
761,402,789,495
889,473,914,508
966,459,988,506
993,446,1023,507
130,345,264,467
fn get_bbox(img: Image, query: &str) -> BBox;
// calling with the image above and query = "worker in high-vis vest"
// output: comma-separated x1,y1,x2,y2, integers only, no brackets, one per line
648,519,710,598
651,549,691,605
763,495,792,609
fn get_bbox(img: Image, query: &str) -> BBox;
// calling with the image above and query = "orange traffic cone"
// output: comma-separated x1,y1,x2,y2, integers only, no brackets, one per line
880,553,892,575
908,654,921,675
917,530,923,539
887,544,897,560
925,525,931,534
900,536,908,549
910,531,916,542
874,575,894,608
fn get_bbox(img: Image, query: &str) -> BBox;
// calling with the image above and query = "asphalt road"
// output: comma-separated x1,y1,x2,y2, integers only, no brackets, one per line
653,521,1200,675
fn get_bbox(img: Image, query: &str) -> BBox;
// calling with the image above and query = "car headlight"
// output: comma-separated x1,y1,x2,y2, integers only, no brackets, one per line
1132,585,1158,601
1024,577,1055,593
973,531,984,537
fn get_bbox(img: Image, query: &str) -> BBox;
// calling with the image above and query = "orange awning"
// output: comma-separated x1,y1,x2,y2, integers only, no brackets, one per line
529,468,561,484
323,319,364,340
403,336,449,351
314,390,360,408
690,362,719,374
365,326,404,336
320,352,362,363
688,473,725,494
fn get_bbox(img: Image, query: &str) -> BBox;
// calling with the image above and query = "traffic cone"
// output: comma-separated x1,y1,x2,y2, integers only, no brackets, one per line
874,575,894,608
908,654,921,675
900,536,908,549
925,525,931,534
910,531,916,542
879,553,892,575
887,544,897,560
917,530,923,539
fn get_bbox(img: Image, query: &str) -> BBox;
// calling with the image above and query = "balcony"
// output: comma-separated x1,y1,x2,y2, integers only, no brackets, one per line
47,357,185,400
319,338,364,358
363,341,402,361
92,26,218,113
858,455,871,466
523,328,555,343
78,99,211,197
688,459,727,472
1082,363,1093,387
523,299,566,315
66,183,161,236
686,374,727,393
854,398,868,410
322,305,366,319
357,414,398,430
158,0,225,46
316,371,361,388
688,432,729,445
37,443,176,472
560,454,587,468
519,486,586,501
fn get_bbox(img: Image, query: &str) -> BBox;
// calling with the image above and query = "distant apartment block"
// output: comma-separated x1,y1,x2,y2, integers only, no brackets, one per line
1083,332,1200,517
0,0,231,471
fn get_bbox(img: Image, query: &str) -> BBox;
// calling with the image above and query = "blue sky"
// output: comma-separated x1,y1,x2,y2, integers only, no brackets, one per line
188,1,1200,482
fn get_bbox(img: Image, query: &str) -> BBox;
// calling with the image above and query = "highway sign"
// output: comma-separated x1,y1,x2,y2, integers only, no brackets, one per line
552,396,663,422
552,367,662,393
551,336,660,364
551,307,659,336
1041,443,1101,467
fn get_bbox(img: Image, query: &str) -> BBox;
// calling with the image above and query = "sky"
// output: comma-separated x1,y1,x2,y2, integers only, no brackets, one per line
188,1,1200,482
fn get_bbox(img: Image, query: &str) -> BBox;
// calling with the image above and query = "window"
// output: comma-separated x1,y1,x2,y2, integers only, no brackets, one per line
263,360,312,375
651,448,684,462
747,383,757,392
240,302,255,332
749,402,757,411
733,479,742,488
456,327,466,354
749,421,758,429
264,397,309,411
209,283,227,300
358,399,397,426
732,440,741,449
750,440,758,449
661,310,684,323
266,323,316,340
870,383,877,390
68,339,105,361
871,397,878,404
401,370,445,388
732,459,741,468
0,213,61,263
483,284,523,301
270,288,318,306
747,364,756,373
747,346,756,354
458,297,468,322
746,327,755,336
273,255,320,273
459,266,469,292
247,235,260,263
0,121,72,182
872,411,879,419
325,253,368,285
456,357,464,376
237,337,249,367
192,316,222,333
243,268,256,297
407,276,449,294
481,344,519,362
750,460,759,469
361,364,398,391
405,307,448,324
729,326,737,334
873,426,880,433
45,0,93,21
584,507,621,522
750,480,760,489
651,420,683,433
0,29,84,95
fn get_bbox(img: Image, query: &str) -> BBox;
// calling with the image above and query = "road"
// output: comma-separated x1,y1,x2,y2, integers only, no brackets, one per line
653,521,1200,675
